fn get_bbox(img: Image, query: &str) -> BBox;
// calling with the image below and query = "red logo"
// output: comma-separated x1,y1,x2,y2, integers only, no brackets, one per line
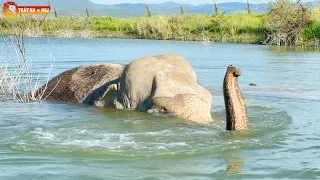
2,1,17,18
2,1,50,18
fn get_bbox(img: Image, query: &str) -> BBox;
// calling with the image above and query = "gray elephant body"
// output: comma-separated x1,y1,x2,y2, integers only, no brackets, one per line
39,54,248,129
41,54,213,124
40,64,125,105
115,54,213,123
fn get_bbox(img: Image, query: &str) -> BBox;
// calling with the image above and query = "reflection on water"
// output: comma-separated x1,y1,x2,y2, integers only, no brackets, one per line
0,38,320,179
226,158,244,174
268,45,319,54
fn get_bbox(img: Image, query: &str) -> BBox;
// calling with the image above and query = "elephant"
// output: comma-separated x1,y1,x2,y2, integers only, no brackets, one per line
40,54,248,130
38,64,125,105
114,54,213,124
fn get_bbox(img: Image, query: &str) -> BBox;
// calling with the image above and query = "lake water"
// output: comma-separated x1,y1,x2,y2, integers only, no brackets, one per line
0,38,319,179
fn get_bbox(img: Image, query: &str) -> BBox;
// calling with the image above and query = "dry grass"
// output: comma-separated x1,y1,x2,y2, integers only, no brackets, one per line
0,35,55,102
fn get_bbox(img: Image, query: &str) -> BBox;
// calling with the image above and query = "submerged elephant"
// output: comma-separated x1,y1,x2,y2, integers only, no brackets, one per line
114,54,213,124
39,64,125,104
41,54,248,131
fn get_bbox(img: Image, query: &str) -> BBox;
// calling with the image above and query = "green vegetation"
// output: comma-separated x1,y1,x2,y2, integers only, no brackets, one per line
312,8,320,22
265,0,312,46
0,14,267,43
0,0,319,46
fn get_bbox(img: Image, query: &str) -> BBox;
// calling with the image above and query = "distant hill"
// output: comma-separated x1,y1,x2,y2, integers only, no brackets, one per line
113,0,320,14
114,1,267,15
114,1,194,10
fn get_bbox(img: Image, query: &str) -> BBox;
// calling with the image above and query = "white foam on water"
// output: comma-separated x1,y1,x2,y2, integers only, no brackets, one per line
147,109,175,117
23,127,177,151
190,130,218,135
78,129,88,134
152,142,188,148
56,132,137,150
94,130,172,137
137,130,171,136
11,105,290,156
124,119,143,124
32,128,57,141
157,146,167,150
167,142,187,147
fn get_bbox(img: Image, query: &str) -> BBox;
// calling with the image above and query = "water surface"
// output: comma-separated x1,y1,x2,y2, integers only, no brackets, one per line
0,38,319,179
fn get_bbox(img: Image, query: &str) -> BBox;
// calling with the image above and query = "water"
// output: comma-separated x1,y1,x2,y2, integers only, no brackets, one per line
0,38,320,179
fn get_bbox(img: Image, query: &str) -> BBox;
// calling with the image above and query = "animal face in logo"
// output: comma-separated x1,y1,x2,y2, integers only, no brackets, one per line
2,1,18,18
8,4,16,14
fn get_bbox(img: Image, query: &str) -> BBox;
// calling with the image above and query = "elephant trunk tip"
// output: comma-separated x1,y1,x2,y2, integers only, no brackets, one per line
227,65,242,77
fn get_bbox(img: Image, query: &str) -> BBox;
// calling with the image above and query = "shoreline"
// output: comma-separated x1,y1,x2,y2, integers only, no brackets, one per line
1,33,319,50
1,32,319,50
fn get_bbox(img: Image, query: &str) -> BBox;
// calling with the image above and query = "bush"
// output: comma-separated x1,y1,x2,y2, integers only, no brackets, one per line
303,22,320,39
265,0,311,46
312,8,320,22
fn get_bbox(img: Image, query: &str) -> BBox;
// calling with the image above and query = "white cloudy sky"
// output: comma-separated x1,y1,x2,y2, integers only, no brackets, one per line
90,0,274,5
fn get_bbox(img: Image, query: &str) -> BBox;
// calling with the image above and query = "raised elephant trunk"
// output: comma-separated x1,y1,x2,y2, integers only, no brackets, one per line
223,65,249,131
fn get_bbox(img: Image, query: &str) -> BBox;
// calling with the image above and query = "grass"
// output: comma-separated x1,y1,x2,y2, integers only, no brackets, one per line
0,10,319,46
301,8,320,46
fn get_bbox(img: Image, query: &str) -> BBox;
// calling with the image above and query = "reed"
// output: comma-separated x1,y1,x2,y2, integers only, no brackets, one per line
0,35,55,102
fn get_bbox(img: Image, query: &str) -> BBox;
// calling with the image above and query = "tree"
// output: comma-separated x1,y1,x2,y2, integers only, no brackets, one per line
86,8,90,17
247,0,252,15
214,1,219,16
145,2,152,17
265,0,311,46
54,8,57,18
180,4,185,15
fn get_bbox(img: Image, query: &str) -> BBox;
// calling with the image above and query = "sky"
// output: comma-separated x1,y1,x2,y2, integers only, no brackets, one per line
90,0,272,5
